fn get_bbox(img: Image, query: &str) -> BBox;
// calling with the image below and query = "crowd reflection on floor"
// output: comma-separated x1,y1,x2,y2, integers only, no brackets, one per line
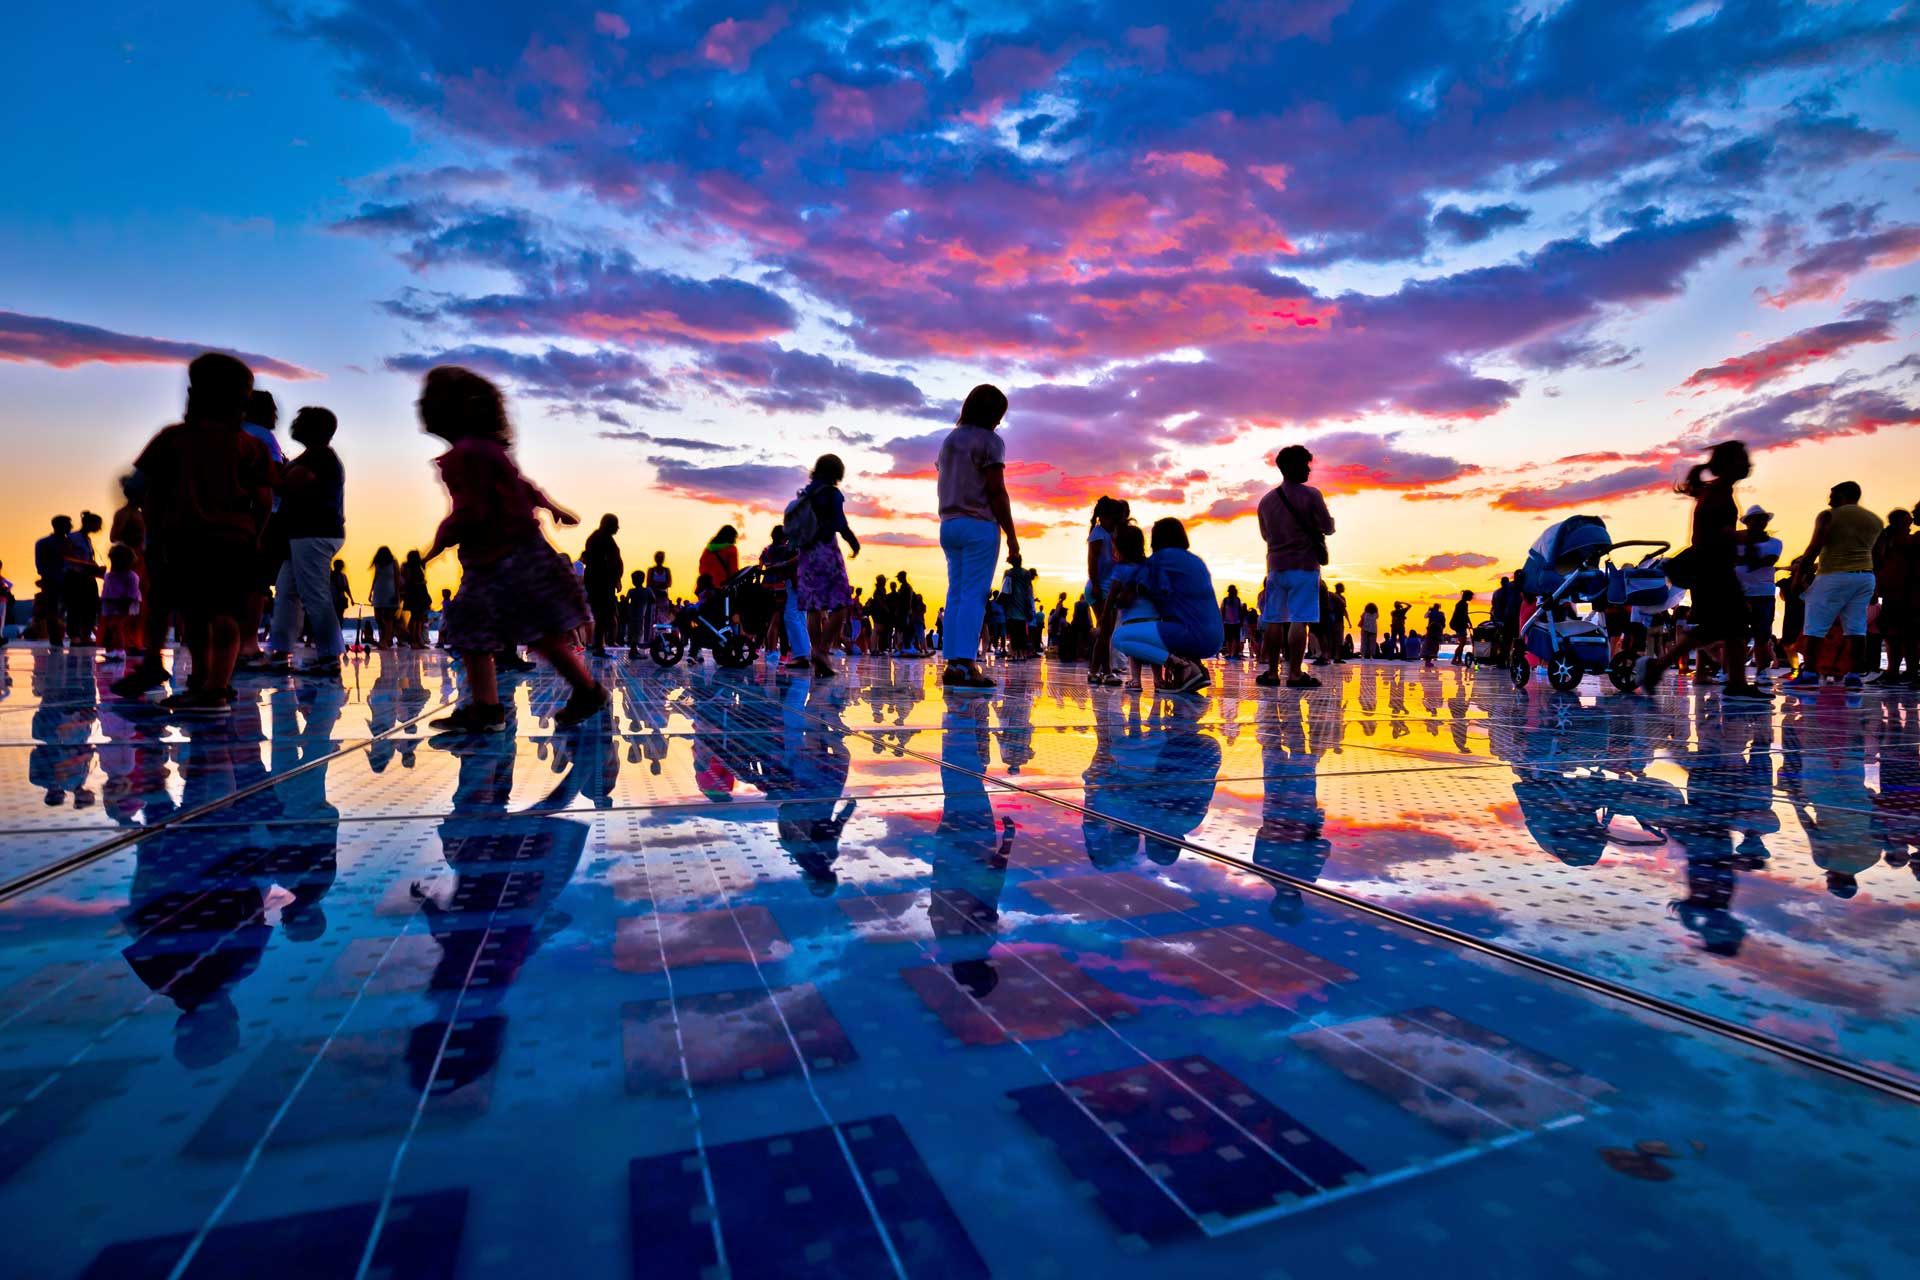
0,644,1916,1278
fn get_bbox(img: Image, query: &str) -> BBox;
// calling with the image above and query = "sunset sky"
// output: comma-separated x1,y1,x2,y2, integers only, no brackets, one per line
3,1,1918,613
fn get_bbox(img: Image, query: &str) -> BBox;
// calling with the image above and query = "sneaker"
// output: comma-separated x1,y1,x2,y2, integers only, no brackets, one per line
1286,673,1323,689
1724,682,1773,701
112,663,171,699
1254,671,1282,687
1785,670,1823,688
429,703,508,734
554,683,612,727
297,658,342,678
1842,673,1864,691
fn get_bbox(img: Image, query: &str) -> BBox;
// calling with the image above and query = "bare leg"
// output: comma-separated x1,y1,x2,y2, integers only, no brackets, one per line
462,651,500,706
205,617,241,691
1260,622,1283,678
1286,622,1310,680
530,633,596,692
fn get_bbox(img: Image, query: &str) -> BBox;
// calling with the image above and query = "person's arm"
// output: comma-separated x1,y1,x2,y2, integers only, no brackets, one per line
985,465,1018,562
1794,512,1830,589
280,460,317,496
525,476,579,526
1313,488,1335,535
832,490,860,557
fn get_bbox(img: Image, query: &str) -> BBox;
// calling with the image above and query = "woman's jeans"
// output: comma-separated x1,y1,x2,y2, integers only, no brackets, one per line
940,517,1000,662
1113,619,1171,665
782,588,811,658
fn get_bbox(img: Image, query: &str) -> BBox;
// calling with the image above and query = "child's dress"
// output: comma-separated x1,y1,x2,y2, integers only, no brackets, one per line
433,438,588,651
101,569,141,618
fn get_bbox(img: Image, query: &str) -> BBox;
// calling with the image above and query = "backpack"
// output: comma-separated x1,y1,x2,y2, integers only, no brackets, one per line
783,485,823,548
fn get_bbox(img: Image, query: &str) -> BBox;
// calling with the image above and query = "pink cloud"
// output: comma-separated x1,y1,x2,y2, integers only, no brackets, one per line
700,9,787,72
1385,552,1500,575
1759,224,1920,308
1680,299,1904,393
0,309,319,380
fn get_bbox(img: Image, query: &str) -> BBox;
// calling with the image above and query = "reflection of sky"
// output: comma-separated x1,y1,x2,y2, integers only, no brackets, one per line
4,3,1920,611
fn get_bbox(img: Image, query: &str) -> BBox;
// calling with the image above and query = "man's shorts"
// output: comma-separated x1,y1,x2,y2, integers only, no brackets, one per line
1801,571,1875,638
1744,594,1776,639
1259,568,1321,625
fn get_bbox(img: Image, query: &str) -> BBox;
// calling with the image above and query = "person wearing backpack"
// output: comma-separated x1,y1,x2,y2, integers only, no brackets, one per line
935,384,1019,690
787,454,860,677
1255,445,1334,688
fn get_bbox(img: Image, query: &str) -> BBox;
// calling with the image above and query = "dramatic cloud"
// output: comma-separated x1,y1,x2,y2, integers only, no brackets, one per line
1386,552,1500,575
1494,463,1677,512
0,309,318,380
279,0,1919,533
650,458,806,507
1759,224,1920,308
693,343,935,417
1431,204,1530,245
1680,299,1907,393
384,343,670,411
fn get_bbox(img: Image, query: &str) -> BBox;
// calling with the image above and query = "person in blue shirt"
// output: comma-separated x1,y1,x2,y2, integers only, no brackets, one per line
1104,518,1222,695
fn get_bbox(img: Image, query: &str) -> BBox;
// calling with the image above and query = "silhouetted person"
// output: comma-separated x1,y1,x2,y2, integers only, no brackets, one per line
936,384,1017,690
418,366,608,733
582,513,624,656
263,406,347,676
120,353,276,711
1257,445,1334,688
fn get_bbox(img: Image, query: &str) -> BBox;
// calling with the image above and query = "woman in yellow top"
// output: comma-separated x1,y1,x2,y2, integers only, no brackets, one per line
1787,480,1884,689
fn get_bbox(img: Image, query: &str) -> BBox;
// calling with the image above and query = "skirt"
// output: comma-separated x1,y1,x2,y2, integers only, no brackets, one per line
796,539,855,612
443,536,589,652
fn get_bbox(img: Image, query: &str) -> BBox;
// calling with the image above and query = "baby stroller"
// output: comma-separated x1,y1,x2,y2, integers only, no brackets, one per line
650,565,769,669
1470,617,1503,666
1512,516,1670,692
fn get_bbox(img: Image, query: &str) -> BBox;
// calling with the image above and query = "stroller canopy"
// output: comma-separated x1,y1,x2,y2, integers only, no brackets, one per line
1519,516,1610,595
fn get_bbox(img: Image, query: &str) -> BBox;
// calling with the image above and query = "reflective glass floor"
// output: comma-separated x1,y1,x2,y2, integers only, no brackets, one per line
2,644,1917,1278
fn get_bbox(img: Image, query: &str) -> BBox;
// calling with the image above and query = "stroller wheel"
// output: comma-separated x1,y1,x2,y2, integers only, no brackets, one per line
1608,652,1640,693
1509,656,1531,689
1548,646,1582,692
649,631,686,668
715,634,755,669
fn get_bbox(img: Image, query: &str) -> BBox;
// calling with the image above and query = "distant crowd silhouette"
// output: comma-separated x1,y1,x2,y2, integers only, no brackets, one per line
5,353,1919,727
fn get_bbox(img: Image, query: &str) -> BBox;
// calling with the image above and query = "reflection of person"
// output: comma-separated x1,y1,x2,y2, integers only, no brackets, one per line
118,702,344,1068
412,712,596,1090
1250,703,1333,924
927,701,1012,996
1080,700,1220,867
767,677,856,893
1783,694,1881,897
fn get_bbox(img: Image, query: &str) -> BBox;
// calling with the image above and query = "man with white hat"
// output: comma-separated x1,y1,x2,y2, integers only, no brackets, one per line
1737,503,1783,677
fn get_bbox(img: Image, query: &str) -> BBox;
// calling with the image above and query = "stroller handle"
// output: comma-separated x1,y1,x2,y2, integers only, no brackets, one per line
1604,539,1672,563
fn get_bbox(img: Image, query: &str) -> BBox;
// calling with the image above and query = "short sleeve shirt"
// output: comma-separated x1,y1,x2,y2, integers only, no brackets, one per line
935,425,1006,522
1256,482,1333,573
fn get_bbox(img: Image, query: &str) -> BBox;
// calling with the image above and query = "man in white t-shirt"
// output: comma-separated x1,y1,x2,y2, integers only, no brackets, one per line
1736,504,1784,675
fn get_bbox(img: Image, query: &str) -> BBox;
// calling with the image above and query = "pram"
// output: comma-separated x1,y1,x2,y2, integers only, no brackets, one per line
1511,516,1670,692
649,565,774,669
1470,617,1502,666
